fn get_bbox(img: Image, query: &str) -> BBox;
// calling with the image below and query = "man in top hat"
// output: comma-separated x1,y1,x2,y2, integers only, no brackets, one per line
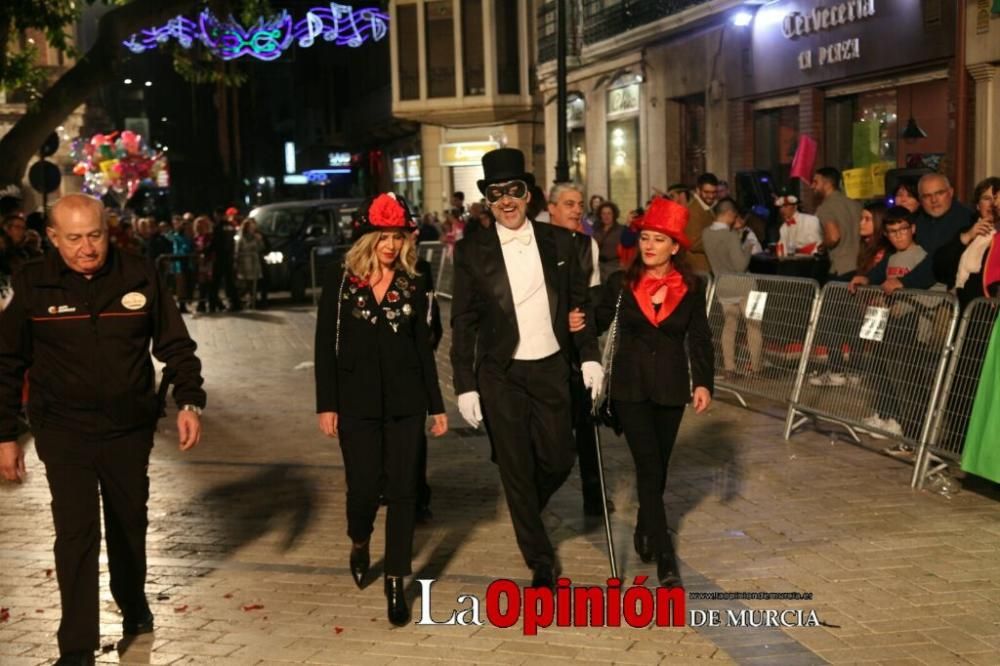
775,191,823,256
451,148,602,588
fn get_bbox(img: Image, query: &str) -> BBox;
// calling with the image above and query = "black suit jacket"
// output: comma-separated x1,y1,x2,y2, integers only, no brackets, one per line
450,221,600,395
596,271,714,406
315,265,445,418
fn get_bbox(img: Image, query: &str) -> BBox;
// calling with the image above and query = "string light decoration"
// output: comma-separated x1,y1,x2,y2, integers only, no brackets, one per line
123,3,389,61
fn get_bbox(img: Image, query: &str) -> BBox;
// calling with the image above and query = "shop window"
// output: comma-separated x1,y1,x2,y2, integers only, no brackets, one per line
608,118,640,213
462,0,485,95
495,1,520,94
680,94,706,186
753,106,799,193
567,94,586,184
426,1,456,98
825,90,898,171
397,5,419,100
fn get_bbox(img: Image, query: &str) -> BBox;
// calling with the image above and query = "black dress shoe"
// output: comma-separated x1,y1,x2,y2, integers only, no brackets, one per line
350,541,370,589
633,532,654,564
384,576,410,626
415,504,433,525
530,563,556,591
123,607,155,635
657,549,682,588
54,651,95,666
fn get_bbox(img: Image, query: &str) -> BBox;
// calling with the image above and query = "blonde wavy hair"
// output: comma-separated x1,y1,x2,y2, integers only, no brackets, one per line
344,230,419,281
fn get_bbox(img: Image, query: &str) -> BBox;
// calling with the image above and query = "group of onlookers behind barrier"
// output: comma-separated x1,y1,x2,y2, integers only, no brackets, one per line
703,272,997,490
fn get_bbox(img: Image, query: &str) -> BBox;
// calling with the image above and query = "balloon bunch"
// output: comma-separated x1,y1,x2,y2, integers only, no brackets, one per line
70,131,169,200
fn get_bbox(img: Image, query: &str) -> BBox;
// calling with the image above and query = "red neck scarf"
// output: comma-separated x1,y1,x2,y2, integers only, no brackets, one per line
632,269,687,326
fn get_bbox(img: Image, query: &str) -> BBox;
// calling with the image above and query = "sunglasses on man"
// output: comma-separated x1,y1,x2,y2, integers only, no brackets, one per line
485,180,529,204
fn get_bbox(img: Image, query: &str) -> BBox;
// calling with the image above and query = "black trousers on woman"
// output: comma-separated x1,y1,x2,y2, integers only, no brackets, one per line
613,400,685,556
338,413,423,576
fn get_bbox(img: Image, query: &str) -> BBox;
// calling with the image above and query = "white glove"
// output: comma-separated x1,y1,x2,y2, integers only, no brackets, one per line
457,391,483,429
581,361,605,403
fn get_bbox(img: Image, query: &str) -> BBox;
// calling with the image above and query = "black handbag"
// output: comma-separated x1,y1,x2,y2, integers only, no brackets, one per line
593,289,624,435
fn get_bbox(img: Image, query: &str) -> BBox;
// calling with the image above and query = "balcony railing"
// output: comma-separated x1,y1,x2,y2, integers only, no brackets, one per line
537,0,581,64
581,0,709,48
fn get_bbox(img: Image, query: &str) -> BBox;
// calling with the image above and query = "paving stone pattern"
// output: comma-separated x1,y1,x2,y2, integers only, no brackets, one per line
1,304,999,665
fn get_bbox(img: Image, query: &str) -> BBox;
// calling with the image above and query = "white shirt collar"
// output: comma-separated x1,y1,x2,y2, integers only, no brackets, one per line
496,219,534,242
694,194,713,211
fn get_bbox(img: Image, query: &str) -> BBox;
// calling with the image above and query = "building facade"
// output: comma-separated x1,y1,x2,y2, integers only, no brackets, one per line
538,0,986,214
390,0,540,214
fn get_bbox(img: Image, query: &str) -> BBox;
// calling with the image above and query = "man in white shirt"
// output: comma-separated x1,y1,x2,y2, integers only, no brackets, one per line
451,149,602,589
776,193,823,255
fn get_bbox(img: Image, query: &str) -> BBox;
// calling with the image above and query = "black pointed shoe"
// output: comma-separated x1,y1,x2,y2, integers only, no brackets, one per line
657,548,682,588
123,607,155,635
54,651,95,666
350,541,370,589
384,576,410,626
530,563,556,591
633,532,654,563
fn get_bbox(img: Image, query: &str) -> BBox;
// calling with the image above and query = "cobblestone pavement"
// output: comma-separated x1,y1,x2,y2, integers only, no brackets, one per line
2,303,1000,665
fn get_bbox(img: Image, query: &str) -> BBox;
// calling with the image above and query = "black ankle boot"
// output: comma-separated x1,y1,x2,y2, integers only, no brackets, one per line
657,544,682,588
384,576,410,626
350,541,370,589
633,532,654,563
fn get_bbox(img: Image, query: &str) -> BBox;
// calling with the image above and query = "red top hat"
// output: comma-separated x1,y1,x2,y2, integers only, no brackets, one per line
636,197,691,249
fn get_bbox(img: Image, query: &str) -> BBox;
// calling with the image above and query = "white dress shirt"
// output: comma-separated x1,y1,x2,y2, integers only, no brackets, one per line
496,221,561,360
779,211,823,254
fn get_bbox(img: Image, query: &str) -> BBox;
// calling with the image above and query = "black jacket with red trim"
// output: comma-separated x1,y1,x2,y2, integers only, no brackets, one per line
0,246,205,439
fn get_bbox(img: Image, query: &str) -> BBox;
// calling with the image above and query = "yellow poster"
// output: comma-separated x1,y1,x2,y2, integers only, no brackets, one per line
843,167,872,200
843,161,895,200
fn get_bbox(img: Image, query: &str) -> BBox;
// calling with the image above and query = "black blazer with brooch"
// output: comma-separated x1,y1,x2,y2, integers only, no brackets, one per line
596,271,714,406
315,265,445,419
450,220,600,395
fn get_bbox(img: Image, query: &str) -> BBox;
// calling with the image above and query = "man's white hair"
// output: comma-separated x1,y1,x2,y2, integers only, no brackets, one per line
548,182,584,204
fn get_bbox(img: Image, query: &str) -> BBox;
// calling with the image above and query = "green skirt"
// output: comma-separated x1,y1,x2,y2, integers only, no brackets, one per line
961,315,1000,483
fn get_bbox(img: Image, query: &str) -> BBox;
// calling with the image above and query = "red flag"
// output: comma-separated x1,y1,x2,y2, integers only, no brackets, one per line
790,135,817,182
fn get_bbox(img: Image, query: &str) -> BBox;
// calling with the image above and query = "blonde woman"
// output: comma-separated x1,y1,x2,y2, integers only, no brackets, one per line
314,192,447,626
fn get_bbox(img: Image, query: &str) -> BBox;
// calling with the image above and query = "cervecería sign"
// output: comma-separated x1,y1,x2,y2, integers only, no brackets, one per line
744,0,953,95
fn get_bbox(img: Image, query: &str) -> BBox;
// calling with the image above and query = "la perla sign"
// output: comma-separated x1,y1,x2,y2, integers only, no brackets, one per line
782,0,876,40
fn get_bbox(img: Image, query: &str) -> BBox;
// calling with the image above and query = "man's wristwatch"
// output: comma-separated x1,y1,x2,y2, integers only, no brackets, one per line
180,404,203,416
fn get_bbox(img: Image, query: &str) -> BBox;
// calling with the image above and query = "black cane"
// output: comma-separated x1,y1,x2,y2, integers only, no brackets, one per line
590,408,619,580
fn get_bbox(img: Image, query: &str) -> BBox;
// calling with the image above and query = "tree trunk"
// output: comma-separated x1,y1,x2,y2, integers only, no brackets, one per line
0,0,202,188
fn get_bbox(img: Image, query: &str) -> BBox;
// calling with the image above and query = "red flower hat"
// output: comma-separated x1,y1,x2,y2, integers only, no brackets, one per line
355,192,418,236
636,197,691,249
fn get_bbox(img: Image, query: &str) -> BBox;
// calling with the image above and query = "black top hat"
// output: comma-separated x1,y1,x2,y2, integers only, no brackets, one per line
477,148,535,194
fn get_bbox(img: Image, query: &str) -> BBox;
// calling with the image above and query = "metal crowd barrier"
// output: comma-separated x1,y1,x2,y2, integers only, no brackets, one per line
706,274,821,408
436,246,455,300
916,298,1000,488
784,283,959,475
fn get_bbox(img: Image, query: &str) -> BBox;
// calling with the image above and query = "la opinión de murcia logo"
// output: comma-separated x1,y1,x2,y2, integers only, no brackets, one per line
417,578,822,634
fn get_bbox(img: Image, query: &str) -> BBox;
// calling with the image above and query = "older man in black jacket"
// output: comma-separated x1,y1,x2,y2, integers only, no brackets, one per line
0,194,205,666
451,149,601,589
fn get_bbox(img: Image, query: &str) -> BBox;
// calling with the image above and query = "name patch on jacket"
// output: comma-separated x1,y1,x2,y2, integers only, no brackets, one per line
121,292,147,310
47,305,77,314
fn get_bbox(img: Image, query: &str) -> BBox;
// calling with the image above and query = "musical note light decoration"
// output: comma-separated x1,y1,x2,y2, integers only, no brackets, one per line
123,3,389,61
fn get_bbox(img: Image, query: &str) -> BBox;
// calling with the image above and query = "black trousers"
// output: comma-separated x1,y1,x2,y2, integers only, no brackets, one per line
479,353,574,569
34,427,154,655
613,400,685,556
416,429,431,509
569,367,601,502
338,413,423,576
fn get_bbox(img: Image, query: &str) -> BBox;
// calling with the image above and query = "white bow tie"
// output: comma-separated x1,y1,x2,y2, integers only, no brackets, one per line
501,231,532,246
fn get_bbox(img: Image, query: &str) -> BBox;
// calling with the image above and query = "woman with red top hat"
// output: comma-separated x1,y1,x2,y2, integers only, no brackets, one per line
314,192,448,626
595,196,714,587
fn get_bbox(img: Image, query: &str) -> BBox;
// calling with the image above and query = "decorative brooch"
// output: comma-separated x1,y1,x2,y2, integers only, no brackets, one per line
344,274,418,332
